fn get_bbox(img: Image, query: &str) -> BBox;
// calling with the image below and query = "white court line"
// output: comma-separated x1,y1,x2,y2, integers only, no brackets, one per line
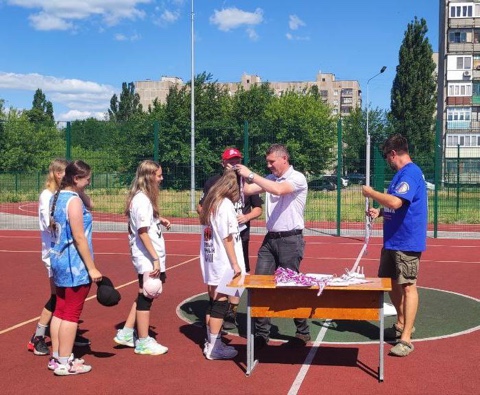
287,319,332,395
0,256,198,335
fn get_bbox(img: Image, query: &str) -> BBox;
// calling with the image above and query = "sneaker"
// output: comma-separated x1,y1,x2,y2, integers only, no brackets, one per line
203,339,235,355
205,340,238,360
222,311,238,331
114,329,135,348
48,354,81,371
389,340,414,357
134,337,168,355
54,359,92,376
28,335,49,356
74,334,91,347
48,357,60,371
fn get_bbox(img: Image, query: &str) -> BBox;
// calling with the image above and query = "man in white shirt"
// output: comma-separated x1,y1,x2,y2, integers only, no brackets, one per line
234,143,310,350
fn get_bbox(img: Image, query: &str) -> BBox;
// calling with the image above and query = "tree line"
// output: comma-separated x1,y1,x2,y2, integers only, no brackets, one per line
0,18,437,187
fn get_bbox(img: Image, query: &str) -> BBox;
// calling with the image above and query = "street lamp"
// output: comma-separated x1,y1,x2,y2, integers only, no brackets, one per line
365,66,386,242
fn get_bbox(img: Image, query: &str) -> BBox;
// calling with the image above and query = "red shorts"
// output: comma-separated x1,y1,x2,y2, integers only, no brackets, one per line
53,284,91,323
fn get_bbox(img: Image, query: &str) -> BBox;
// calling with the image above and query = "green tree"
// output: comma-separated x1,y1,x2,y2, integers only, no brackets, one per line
27,89,55,126
108,82,143,122
390,17,436,172
260,90,336,176
0,110,63,171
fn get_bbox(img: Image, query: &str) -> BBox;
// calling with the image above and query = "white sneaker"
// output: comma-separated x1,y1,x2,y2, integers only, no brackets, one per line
134,336,168,355
205,340,238,360
114,329,135,347
53,358,92,376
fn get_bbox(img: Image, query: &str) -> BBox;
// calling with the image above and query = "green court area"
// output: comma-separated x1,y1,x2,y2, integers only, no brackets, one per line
177,287,480,343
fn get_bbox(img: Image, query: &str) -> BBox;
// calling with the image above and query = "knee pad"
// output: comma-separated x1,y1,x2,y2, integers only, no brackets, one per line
136,293,153,311
44,294,57,313
206,298,214,316
210,299,229,319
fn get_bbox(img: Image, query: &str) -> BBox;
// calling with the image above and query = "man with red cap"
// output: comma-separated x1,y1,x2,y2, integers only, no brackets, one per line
197,147,263,330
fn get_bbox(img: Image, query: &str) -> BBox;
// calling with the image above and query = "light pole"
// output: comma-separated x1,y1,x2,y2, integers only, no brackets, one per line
190,0,196,212
365,66,386,241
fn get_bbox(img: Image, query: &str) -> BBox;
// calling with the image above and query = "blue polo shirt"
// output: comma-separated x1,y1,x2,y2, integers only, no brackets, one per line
383,162,427,252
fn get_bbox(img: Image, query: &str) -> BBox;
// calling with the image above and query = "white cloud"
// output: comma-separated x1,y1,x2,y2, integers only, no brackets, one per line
6,0,152,31
56,110,106,121
114,32,141,41
246,27,259,41
286,33,310,41
289,14,305,31
210,7,263,32
161,9,180,24
0,72,116,121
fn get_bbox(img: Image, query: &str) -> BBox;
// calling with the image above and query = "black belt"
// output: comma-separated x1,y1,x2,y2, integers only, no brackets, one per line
267,229,303,239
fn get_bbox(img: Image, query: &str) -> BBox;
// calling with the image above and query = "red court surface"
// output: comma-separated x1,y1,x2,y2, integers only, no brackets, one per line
1,229,479,395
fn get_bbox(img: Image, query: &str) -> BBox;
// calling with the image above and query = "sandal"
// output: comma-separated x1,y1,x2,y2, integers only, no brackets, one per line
385,323,416,339
389,340,414,357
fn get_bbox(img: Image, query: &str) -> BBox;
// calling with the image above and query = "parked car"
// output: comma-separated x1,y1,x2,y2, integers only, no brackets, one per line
323,175,349,188
425,180,435,191
346,173,366,185
308,178,336,191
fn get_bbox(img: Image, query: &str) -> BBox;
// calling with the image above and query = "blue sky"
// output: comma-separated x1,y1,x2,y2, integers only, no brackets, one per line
0,0,439,122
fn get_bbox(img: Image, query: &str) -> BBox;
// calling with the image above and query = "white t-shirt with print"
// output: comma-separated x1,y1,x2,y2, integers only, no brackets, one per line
200,198,245,286
128,192,166,274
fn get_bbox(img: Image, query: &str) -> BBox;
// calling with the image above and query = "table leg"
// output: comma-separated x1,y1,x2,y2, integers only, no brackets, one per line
246,289,258,376
379,291,385,382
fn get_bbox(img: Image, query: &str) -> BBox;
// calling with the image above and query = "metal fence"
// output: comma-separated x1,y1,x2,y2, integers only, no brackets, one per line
0,119,479,238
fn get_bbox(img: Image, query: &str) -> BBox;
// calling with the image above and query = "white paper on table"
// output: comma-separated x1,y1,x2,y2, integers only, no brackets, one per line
216,267,245,297
305,273,335,281
326,277,371,287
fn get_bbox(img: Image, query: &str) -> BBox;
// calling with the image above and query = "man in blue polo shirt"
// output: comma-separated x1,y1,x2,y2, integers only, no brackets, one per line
362,134,427,357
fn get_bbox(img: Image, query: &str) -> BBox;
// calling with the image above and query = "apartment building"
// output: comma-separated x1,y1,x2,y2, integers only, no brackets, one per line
135,72,361,116
439,0,480,183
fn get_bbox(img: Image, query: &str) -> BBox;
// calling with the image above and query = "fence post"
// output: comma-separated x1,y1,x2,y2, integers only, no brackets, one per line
373,146,384,208
433,119,442,238
154,121,159,162
336,119,342,237
456,144,460,213
66,121,71,160
243,120,249,165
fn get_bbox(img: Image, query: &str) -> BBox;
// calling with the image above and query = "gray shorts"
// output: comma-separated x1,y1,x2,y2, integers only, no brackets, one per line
379,248,421,285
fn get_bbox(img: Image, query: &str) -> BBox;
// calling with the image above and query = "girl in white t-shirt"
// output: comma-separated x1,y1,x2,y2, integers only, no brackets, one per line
114,160,171,355
27,159,69,356
199,170,245,360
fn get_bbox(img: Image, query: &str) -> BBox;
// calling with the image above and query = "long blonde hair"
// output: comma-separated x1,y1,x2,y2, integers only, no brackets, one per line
199,169,240,226
45,159,69,192
125,160,161,218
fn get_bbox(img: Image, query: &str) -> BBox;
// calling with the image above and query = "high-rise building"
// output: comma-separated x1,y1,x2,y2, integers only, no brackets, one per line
438,0,480,184
135,72,361,116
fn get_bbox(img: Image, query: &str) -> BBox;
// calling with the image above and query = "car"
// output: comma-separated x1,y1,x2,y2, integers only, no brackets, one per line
308,178,336,191
323,175,349,188
346,173,366,185
425,180,435,191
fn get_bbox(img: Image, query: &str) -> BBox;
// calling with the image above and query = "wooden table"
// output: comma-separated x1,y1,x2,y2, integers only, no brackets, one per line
230,275,392,381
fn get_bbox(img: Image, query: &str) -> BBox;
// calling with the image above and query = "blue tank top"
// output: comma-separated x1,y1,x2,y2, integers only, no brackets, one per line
50,190,93,287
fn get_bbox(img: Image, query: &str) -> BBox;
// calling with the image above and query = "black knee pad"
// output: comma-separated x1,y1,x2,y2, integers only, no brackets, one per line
206,298,214,316
136,293,153,311
44,294,57,313
210,299,229,319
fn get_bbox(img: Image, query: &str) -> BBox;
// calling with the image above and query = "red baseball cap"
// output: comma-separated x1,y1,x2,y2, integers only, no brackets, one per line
222,147,242,160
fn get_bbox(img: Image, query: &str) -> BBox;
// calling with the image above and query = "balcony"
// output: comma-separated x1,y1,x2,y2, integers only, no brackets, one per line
448,42,480,52
449,18,480,29
447,96,472,105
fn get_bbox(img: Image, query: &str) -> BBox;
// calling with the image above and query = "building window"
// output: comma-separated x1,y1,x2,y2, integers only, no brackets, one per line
449,31,467,43
447,107,472,129
447,134,480,147
456,56,472,69
450,4,473,18
448,83,472,96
